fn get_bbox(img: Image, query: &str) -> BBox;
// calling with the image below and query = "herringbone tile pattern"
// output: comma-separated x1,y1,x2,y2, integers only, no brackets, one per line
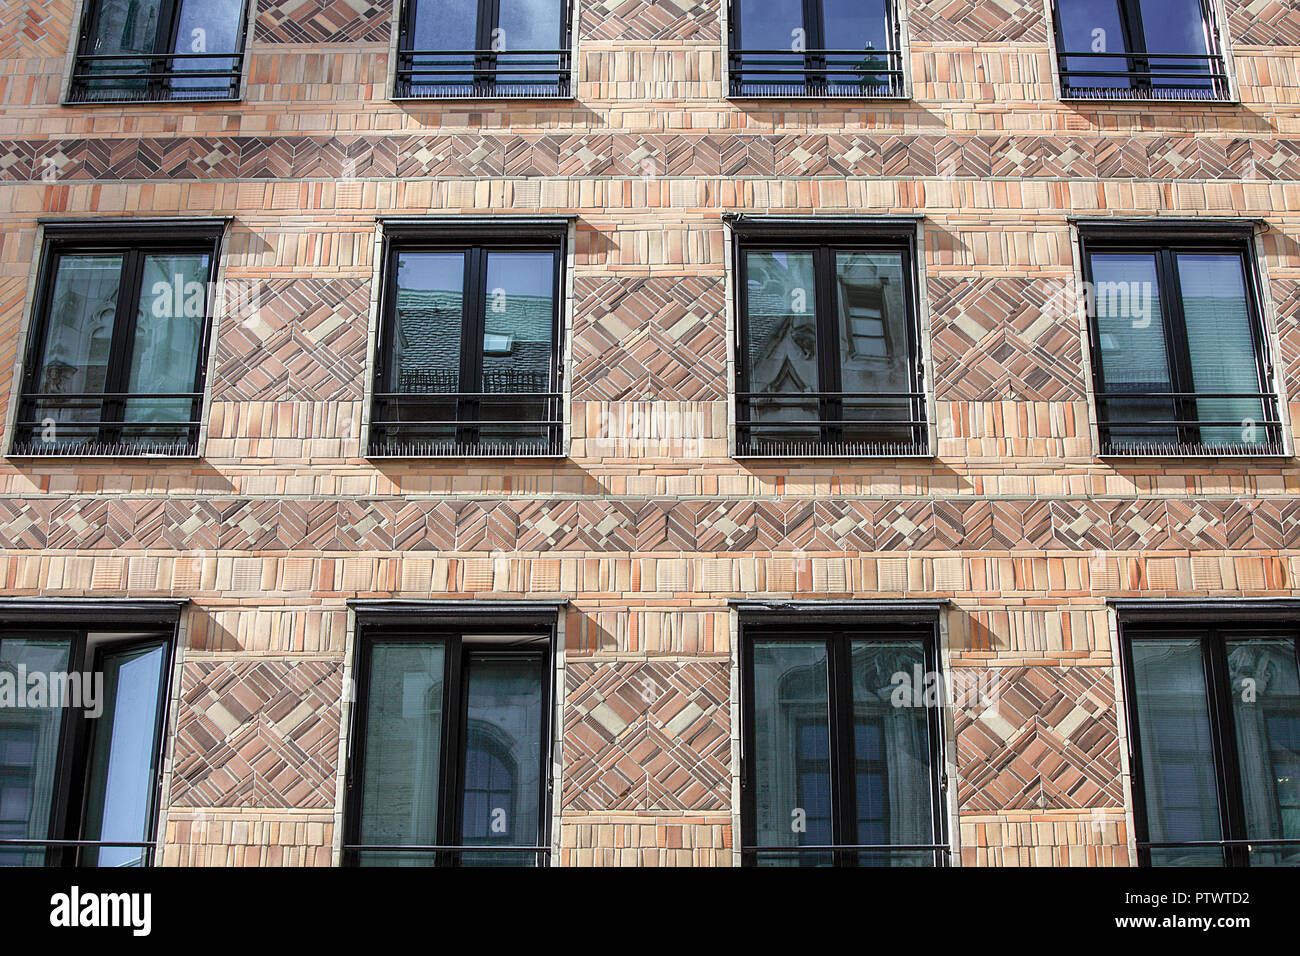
563,660,730,811
571,276,727,401
579,0,718,41
255,0,393,44
955,666,1123,811
171,659,342,809
908,0,1047,42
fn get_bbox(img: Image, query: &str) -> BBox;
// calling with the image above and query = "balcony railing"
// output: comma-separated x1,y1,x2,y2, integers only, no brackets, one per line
728,48,906,98
742,843,948,866
11,391,203,456
1138,837,1300,867
0,837,155,867
68,51,244,103
1058,50,1230,101
736,391,929,457
394,49,572,99
343,843,551,866
369,390,564,457
1095,390,1283,456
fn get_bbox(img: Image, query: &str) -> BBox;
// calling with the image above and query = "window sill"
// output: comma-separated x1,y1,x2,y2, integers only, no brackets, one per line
391,93,574,103
62,95,241,107
1060,92,1238,106
1098,444,1290,460
727,92,909,102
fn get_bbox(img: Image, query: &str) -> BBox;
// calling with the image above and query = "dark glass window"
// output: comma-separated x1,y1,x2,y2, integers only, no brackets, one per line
344,626,552,867
728,0,904,97
369,226,565,457
13,224,222,456
1123,623,1300,867
395,0,572,98
0,628,171,867
734,224,926,457
1080,227,1281,456
1052,0,1228,100
741,624,946,866
70,0,249,103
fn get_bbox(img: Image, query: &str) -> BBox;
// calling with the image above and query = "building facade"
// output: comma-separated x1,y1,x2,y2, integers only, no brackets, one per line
0,0,1298,867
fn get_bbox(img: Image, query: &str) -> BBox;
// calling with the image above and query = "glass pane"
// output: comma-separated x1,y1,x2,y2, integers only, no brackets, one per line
1057,0,1131,93
356,642,445,867
383,251,465,451
834,251,912,448
497,0,565,93
751,641,832,867
31,254,123,448
735,0,806,95
169,0,243,98
1090,253,1178,448
459,655,546,867
743,251,820,449
1138,0,1214,96
82,0,164,100
822,0,893,94
81,641,169,868
480,251,556,452
1175,254,1266,448
407,0,479,95
1227,639,1300,867
123,252,210,449
850,640,935,866
1131,638,1225,866
0,637,72,867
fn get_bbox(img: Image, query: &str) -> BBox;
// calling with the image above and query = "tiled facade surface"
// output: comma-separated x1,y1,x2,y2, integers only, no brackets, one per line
1,0,1299,866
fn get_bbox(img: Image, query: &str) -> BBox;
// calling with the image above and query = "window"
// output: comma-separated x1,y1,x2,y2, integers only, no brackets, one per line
1051,0,1229,101
1079,222,1281,457
12,221,223,457
738,604,947,866
728,0,905,97
369,221,566,458
394,0,572,98
0,601,179,867
731,219,927,457
343,603,557,867
69,0,249,103
1119,610,1300,867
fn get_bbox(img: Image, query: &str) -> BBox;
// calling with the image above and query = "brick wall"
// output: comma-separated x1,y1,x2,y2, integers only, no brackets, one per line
1,0,1298,865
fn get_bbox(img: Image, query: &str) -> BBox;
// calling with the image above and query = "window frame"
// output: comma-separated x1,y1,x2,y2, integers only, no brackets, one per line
0,600,182,869
1117,608,1300,867
1077,222,1282,458
730,218,929,458
736,603,949,867
368,220,568,459
11,220,225,458
727,0,908,99
392,0,574,100
1049,0,1230,102
342,603,559,867
68,0,251,105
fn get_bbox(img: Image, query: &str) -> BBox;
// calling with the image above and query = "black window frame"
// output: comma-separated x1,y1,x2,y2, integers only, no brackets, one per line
342,602,560,868
393,0,574,100
0,599,182,868
68,0,250,105
1116,602,1300,867
368,219,567,459
12,220,224,458
730,217,929,458
1078,221,1282,457
736,602,949,867
1050,0,1230,101
727,0,907,99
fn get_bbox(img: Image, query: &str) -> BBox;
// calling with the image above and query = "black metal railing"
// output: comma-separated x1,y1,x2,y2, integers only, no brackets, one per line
11,391,203,456
369,390,564,457
343,844,551,866
736,390,929,457
1095,390,1283,456
1059,50,1229,101
68,51,244,103
0,838,155,867
728,48,906,98
742,843,948,866
1138,837,1300,866
394,49,572,98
